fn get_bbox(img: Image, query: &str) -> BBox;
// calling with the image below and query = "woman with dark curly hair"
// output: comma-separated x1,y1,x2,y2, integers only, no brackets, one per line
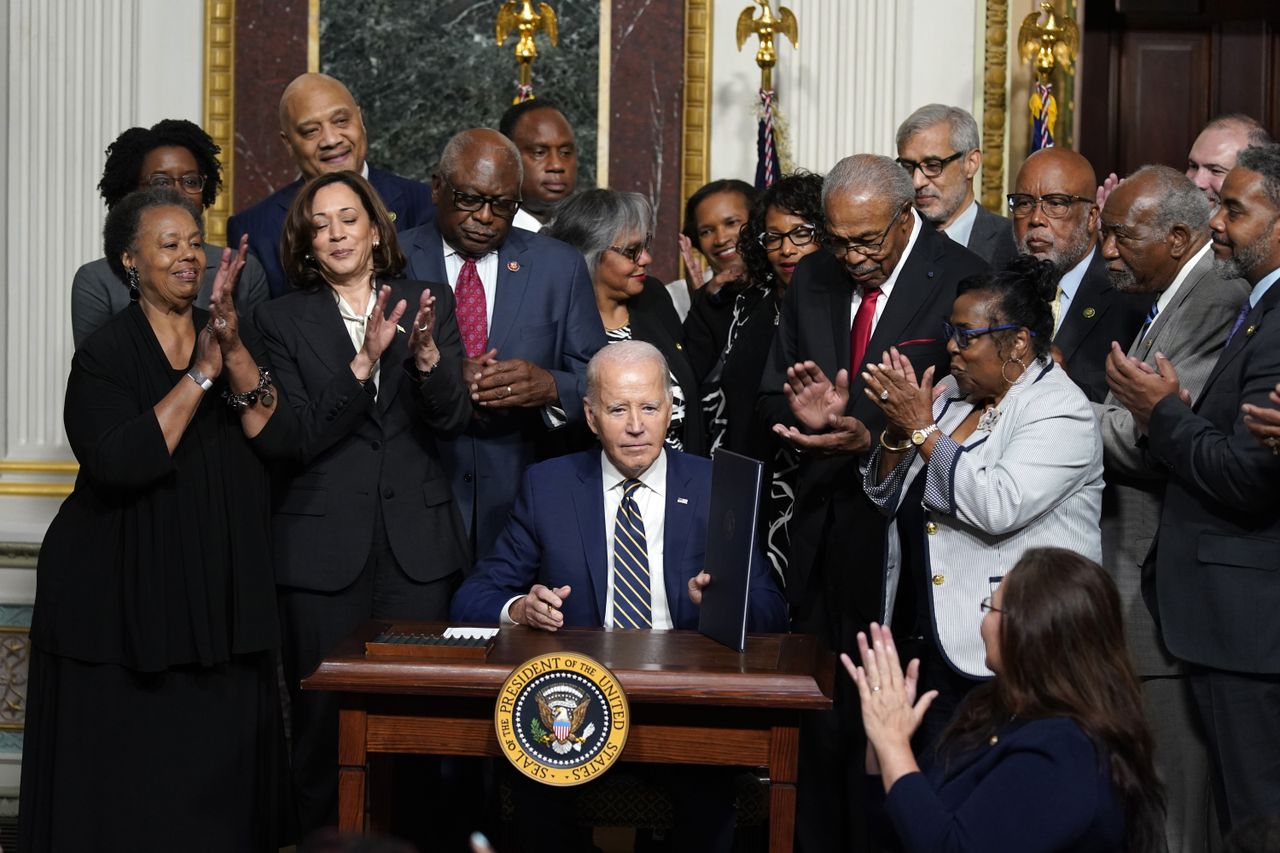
71,119,269,347
683,172,825,574
845,548,1164,852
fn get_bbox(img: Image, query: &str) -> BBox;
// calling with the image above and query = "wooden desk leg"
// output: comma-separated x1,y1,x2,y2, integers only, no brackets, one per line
337,707,369,834
768,724,800,853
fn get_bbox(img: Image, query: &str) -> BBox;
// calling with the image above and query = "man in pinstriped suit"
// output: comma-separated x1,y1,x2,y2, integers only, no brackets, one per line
1095,166,1249,853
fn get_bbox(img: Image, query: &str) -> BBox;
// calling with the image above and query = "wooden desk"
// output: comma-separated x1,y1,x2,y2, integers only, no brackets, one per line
303,622,834,852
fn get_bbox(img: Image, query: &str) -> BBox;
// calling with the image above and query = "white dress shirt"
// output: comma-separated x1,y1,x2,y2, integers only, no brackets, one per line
600,449,672,629
849,208,923,332
441,237,498,329
499,450,673,628
942,199,980,248
1053,246,1096,335
1154,242,1212,318
512,206,544,233
333,285,380,393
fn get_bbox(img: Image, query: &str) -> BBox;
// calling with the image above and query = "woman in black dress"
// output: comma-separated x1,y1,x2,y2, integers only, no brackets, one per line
546,188,705,454
21,189,294,852
684,172,825,574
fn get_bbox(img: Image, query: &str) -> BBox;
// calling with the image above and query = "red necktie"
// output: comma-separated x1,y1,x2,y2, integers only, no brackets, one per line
850,286,882,374
455,256,488,357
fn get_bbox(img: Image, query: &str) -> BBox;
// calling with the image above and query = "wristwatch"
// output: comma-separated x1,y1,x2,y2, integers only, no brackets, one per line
186,367,214,391
911,424,940,446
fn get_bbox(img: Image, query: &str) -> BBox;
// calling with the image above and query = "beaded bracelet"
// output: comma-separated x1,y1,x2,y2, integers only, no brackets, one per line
222,367,275,411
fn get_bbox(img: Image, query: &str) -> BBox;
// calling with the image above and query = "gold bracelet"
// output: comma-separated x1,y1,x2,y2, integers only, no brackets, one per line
879,430,913,453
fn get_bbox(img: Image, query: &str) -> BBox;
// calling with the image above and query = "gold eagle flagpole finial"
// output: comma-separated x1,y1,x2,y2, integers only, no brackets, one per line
736,0,798,92
496,0,559,104
1018,1,1078,150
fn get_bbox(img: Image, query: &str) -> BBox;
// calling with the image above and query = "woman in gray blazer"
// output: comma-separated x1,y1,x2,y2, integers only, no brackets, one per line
859,257,1104,747
71,119,268,347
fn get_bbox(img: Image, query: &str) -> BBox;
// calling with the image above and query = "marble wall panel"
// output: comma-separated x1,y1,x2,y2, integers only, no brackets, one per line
320,0,599,188
233,0,310,210
607,0,684,282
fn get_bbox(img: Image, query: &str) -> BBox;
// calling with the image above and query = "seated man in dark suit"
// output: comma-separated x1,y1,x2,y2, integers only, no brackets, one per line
896,103,1018,269
757,152,989,853
227,72,435,297
1010,147,1147,401
400,128,606,561
452,339,786,632
453,340,786,853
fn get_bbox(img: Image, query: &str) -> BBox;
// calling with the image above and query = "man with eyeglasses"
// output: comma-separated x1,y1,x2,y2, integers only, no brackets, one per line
758,153,988,853
227,72,436,298
895,104,1018,269
1011,147,1147,402
400,128,606,561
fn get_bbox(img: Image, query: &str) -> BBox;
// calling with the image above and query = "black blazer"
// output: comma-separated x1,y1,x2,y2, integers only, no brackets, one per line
1147,281,1280,672
1055,249,1148,402
254,279,472,591
967,203,1020,271
227,166,435,298
758,223,990,618
628,276,707,455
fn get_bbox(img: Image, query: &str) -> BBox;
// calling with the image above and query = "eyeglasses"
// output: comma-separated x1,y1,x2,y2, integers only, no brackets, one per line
441,177,520,218
820,205,906,257
758,223,817,251
896,151,966,178
1006,193,1095,219
943,320,1035,350
142,174,206,193
980,596,1004,614
607,234,653,263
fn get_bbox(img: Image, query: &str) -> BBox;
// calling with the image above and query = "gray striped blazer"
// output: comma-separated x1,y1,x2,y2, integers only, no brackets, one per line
864,360,1104,677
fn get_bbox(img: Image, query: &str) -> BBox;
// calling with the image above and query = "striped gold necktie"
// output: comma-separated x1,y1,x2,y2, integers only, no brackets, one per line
611,479,652,629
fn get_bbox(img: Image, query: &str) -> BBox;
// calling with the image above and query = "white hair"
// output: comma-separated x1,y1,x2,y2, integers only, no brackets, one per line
585,341,672,406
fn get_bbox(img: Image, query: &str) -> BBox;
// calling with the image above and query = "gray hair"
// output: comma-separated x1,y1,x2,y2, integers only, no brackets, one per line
437,128,524,187
895,103,981,154
822,154,914,211
1236,144,1280,210
545,189,652,274
586,341,673,406
1126,164,1211,235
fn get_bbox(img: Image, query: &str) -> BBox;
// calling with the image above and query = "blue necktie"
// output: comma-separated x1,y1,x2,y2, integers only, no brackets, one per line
611,479,652,629
1137,301,1159,346
1226,301,1252,346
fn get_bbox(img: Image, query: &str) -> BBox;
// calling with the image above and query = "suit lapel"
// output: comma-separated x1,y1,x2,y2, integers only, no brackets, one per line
296,288,360,379
1134,251,1211,360
1054,249,1109,362
571,457,609,624
488,230,533,354
662,454,697,629
369,167,407,228
1198,287,1277,402
410,223,450,284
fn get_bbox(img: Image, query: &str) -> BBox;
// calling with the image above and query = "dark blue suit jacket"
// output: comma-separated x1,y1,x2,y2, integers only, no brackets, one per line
401,221,606,559
881,717,1125,852
227,165,435,298
451,449,789,633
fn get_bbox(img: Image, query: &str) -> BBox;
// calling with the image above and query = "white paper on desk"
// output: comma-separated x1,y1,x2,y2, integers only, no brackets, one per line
443,627,500,640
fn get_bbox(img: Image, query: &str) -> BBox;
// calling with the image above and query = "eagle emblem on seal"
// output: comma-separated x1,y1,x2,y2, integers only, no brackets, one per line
534,686,597,754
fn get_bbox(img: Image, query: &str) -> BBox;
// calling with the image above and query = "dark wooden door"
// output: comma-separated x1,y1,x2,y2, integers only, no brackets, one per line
1079,0,1280,178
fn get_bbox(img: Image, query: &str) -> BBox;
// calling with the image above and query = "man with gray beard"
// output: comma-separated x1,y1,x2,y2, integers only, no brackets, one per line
1011,147,1147,401
1095,165,1249,853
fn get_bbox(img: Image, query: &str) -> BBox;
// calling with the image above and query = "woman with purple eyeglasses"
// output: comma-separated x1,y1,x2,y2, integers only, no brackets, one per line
857,255,1105,750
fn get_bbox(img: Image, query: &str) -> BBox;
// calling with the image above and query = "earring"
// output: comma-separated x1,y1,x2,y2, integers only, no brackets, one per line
126,266,141,301
373,239,380,248
1001,356,1027,386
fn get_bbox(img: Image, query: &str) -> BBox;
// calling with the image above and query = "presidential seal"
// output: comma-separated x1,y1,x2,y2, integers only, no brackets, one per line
494,653,629,786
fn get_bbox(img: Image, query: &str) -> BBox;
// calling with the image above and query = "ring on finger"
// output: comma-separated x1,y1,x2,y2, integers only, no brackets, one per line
871,685,881,693
417,324,429,332
878,389,890,401
507,385,513,397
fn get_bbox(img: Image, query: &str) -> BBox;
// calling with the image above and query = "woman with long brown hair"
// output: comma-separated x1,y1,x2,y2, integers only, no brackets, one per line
844,547,1165,852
